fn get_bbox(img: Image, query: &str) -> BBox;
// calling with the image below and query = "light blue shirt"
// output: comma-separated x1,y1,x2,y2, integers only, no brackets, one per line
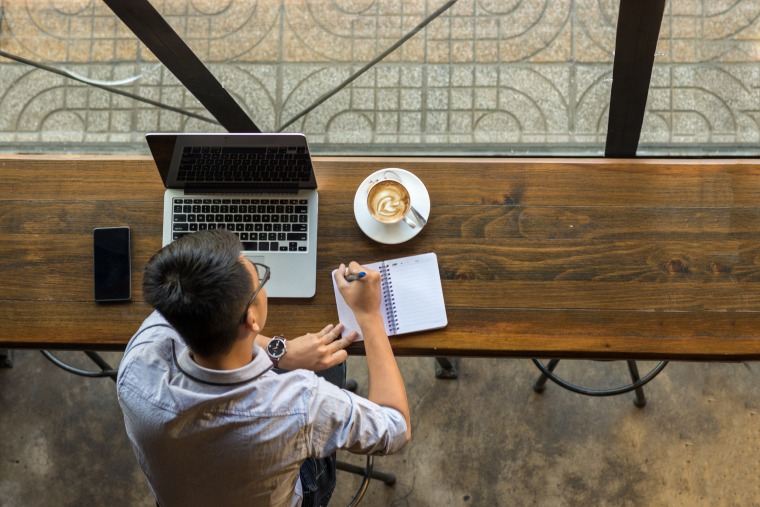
117,312,408,507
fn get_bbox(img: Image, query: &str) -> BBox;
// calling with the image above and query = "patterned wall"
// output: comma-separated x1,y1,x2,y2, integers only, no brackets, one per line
0,0,758,154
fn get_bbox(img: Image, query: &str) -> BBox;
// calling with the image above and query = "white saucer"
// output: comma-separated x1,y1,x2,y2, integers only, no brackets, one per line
354,168,430,244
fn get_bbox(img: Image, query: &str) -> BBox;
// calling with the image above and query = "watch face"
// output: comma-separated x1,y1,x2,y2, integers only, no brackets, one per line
267,338,286,358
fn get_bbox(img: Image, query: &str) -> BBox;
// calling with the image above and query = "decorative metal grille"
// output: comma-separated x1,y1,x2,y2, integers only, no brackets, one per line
0,0,758,155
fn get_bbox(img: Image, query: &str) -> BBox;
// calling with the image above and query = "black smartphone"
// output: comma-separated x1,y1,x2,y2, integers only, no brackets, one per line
93,226,131,302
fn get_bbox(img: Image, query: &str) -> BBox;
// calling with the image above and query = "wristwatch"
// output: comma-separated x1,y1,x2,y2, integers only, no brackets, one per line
266,335,287,368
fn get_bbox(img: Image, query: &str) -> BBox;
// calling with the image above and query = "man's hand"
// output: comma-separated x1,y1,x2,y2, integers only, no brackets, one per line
278,324,358,372
334,262,383,321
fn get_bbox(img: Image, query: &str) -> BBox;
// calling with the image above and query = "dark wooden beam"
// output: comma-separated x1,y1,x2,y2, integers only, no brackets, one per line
605,0,666,157
102,0,260,133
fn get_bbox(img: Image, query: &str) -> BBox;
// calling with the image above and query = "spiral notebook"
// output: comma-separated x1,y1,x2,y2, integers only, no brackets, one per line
331,252,447,340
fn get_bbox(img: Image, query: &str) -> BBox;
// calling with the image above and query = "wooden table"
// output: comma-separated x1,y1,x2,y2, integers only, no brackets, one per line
2,155,759,363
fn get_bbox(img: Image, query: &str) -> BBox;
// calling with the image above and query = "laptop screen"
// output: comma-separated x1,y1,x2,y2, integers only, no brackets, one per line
146,133,317,192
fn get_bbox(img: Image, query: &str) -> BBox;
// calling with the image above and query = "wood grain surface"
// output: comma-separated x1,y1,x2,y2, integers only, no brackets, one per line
1,155,759,361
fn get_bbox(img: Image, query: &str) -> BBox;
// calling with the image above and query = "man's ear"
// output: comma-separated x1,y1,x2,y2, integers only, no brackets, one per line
241,307,261,335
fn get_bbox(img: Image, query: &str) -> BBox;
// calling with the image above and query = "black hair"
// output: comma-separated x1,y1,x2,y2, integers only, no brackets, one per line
142,229,253,357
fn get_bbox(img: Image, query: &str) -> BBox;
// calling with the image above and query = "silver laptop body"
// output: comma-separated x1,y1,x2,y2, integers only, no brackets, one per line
146,132,318,298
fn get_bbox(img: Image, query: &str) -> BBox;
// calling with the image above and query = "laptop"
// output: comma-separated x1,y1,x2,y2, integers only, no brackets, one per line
146,132,318,298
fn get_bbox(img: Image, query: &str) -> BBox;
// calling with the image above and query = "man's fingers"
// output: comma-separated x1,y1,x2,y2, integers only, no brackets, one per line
334,263,348,288
328,336,348,352
319,323,344,341
328,331,357,353
335,262,365,288
330,349,348,364
318,324,335,337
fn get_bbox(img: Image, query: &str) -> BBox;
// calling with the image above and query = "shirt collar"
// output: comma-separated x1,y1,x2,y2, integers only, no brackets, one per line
174,341,273,387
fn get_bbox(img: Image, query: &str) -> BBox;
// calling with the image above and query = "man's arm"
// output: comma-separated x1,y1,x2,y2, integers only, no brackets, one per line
334,262,412,443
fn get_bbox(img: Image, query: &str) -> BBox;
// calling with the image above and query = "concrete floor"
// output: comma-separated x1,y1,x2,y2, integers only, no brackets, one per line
0,350,757,506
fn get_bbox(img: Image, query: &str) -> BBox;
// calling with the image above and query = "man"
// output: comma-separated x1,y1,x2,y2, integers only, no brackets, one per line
117,229,411,506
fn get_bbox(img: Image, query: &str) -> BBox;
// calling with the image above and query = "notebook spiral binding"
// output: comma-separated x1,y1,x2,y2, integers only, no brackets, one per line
380,262,399,335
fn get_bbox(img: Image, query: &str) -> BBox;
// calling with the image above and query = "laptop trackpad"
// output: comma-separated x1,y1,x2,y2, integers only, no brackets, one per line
245,255,266,264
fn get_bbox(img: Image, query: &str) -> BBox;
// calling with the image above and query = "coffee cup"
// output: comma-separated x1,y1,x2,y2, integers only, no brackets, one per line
366,170,427,229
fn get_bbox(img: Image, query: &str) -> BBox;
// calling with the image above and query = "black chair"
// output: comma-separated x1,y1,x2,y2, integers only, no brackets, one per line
531,359,669,407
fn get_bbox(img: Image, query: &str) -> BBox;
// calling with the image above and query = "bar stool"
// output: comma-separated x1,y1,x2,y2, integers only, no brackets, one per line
531,359,669,407
337,455,396,506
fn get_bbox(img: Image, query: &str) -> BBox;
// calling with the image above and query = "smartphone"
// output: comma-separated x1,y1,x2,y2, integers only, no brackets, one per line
93,227,131,302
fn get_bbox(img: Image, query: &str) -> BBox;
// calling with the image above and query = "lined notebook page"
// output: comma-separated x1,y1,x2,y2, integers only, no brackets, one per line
332,253,447,340
383,253,447,335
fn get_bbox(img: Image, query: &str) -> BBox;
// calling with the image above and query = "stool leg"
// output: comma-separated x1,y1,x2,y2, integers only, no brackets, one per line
626,361,647,408
336,461,396,486
0,349,13,368
434,357,460,379
533,359,560,393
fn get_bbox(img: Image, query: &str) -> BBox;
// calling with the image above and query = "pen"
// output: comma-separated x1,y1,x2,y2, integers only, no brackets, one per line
344,272,366,282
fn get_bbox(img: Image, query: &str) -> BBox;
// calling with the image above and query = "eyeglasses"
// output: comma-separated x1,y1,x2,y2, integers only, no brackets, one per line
240,261,270,323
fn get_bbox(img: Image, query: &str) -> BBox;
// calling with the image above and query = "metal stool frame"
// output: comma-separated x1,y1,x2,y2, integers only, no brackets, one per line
532,359,669,407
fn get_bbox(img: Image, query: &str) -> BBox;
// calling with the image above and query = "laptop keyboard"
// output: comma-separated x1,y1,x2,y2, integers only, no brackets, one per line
172,197,309,252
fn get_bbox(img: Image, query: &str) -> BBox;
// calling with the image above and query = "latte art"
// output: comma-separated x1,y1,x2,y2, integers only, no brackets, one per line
367,181,411,223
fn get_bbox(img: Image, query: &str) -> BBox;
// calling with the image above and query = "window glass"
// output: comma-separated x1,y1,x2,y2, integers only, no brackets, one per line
0,0,620,155
639,0,760,156
6,1,757,157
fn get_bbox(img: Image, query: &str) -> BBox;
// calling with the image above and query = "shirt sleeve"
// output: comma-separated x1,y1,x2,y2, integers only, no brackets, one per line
304,376,408,458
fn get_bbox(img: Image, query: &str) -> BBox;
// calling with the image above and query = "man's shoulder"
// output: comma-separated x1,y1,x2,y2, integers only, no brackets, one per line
117,313,183,406
119,312,178,380
138,310,175,334
126,311,178,350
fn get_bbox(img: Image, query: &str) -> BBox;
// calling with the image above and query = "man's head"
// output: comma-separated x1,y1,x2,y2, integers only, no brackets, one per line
143,229,263,357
